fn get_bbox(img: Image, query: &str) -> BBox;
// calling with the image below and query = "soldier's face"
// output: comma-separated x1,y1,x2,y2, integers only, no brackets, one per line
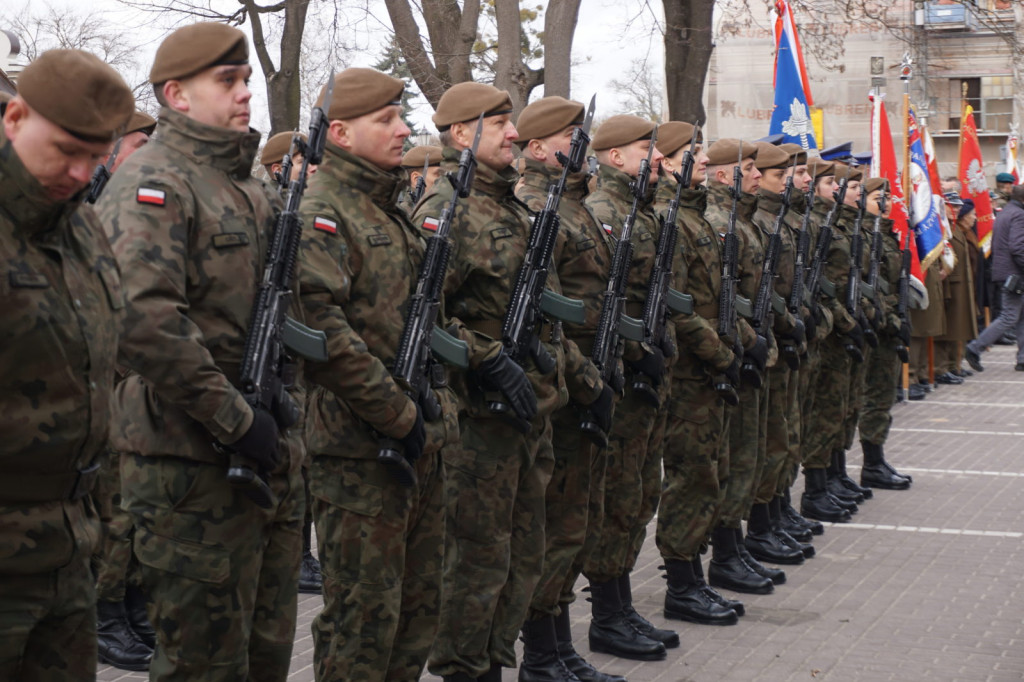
338,105,411,170
531,125,576,169
690,145,709,186
110,130,150,173
866,190,883,216
423,166,444,187
3,98,111,201
169,64,253,132
844,180,862,206
815,176,835,199
457,113,517,171
788,164,812,192
759,167,787,194
740,157,760,194
617,138,663,178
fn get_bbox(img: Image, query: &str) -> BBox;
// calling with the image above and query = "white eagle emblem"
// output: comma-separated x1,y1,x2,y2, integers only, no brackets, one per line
966,159,988,194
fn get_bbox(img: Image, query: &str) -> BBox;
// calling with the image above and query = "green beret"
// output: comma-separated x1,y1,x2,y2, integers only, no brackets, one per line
401,145,443,169
150,22,248,84
705,138,758,166
433,82,513,132
125,110,157,136
592,115,655,152
754,141,791,170
807,159,835,179
515,96,584,146
996,172,1015,183
18,49,134,143
259,131,306,168
832,161,863,183
317,68,404,121
863,177,888,195
656,121,702,158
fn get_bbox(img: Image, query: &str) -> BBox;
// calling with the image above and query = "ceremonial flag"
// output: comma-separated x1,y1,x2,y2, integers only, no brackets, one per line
958,105,996,254
907,107,946,270
922,123,957,271
770,1,817,150
1005,127,1020,184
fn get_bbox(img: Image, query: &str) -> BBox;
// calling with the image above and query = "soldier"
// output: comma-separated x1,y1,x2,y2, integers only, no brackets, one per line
398,144,443,214
992,172,1015,212
652,124,749,629
0,48,133,682
295,68,459,682
582,114,681,655
514,96,622,682
857,178,913,490
259,131,317,186
97,23,305,681
935,197,978,383
110,110,157,173
414,82,593,682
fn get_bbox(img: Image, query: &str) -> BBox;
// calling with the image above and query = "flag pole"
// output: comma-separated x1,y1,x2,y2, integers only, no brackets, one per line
957,81,967,175
900,54,912,397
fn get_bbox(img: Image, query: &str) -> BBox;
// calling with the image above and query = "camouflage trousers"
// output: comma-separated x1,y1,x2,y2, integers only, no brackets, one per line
656,377,729,561
629,402,668,571
720,380,767,527
123,454,303,682
309,449,445,682
798,339,822,460
804,335,853,470
842,343,870,451
778,365,802,492
93,448,138,602
428,414,554,678
528,404,606,619
0,511,97,682
757,364,796,503
859,336,901,446
582,375,665,583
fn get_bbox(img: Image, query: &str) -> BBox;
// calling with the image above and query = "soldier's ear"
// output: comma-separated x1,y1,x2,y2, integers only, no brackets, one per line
327,119,348,149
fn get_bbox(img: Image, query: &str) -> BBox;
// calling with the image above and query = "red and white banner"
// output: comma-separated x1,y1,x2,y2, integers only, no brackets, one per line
959,105,996,254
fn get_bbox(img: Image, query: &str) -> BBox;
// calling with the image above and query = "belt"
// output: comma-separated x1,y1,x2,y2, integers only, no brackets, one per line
464,319,558,344
0,462,100,504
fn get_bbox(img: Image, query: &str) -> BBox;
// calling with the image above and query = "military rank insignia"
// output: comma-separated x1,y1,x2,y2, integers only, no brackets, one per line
313,216,338,234
421,216,439,232
136,187,166,206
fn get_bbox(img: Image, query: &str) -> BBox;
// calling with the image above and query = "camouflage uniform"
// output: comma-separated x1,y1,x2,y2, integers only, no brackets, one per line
583,164,670,583
842,210,878,452
654,181,738,562
98,108,305,682
417,147,590,677
517,160,606,620
0,126,121,682
297,142,460,682
93,448,138,602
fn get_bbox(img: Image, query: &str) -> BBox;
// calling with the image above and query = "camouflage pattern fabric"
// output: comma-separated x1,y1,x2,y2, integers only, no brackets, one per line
0,123,122,681
93,448,137,602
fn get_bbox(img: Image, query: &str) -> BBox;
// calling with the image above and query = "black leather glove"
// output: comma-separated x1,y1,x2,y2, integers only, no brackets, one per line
399,405,426,464
899,320,912,348
628,346,666,387
478,350,538,422
859,312,879,348
232,407,281,471
804,311,817,342
844,322,865,363
588,384,615,434
788,318,806,346
722,356,741,388
745,335,769,373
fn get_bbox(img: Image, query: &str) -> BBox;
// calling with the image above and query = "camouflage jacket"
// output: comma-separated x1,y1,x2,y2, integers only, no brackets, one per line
0,126,121,573
809,196,856,335
753,189,800,338
875,217,904,333
299,142,458,457
654,181,736,380
99,107,301,468
516,159,604,405
412,147,569,418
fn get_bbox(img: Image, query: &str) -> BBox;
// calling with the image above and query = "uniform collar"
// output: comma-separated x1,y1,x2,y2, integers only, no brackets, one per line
155,107,262,180
0,126,80,236
708,180,757,220
442,145,519,198
598,164,657,206
655,177,706,213
520,158,589,201
319,141,405,207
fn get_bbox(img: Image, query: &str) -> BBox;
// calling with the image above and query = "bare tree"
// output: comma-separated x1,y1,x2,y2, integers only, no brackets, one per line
662,0,714,123
609,57,664,122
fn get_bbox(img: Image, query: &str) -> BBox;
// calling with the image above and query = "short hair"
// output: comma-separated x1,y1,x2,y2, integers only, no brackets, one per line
438,128,454,148
1011,184,1024,203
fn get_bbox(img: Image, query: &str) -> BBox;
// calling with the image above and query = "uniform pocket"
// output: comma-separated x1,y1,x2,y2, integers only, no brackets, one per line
134,525,230,585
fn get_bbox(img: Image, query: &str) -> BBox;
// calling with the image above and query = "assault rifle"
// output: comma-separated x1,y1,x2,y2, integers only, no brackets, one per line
788,172,815,340
714,143,746,402
846,187,877,355
225,75,333,508
895,199,912,362
489,96,595,431
85,137,122,204
408,153,430,206
804,174,849,307
379,121,478,486
865,187,890,344
275,140,294,193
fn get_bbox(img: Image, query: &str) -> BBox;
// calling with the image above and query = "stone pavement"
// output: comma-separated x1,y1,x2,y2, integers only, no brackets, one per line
99,345,1024,682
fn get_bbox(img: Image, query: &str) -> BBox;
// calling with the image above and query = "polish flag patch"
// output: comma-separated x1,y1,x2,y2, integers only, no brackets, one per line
602,223,613,234
313,216,337,234
136,188,166,206
421,216,439,232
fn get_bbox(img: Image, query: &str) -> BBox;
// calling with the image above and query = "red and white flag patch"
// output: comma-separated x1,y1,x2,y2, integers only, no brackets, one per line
602,223,613,234
137,188,166,206
313,216,337,234
421,216,440,232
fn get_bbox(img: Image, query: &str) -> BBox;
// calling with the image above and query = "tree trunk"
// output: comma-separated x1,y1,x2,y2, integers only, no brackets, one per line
542,0,581,98
663,0,715,124
244,0,309,135
493,0,543,118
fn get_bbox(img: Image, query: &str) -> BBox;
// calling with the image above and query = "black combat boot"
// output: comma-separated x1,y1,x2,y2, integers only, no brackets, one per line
480,664,504,682
443,673,476,682
554,606,626,682
617,573,678,649
709,524,776,592
520,615,581,681
124,583,156,649
663,558,739,625
826,451,863,507
860,440,912,490
769,496,814,558
801,468,852,523
691,556,744,616
298,514,323,594
781,487,822,537
835,450,873,499
587,580,666,661
745,503,804,565
96,599,153,671
734,528,786,585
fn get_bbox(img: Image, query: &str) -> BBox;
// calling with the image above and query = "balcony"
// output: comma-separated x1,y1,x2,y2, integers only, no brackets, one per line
914,2,978,31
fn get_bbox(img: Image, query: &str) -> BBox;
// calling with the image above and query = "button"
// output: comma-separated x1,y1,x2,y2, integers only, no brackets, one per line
89,381,97,390
74,299,82,308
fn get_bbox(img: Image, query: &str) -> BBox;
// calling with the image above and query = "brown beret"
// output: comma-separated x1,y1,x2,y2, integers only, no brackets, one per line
754,141,792,170
515,96,584,146
863,177,888,195
18,49,134,143
779,142,807,166
316,68,404,121
832,161,863,183
592,115,655,151
807,159,835,179
150,22,248,84
401,145,443,169
656,121,702,158
433,82,513,132
259,131,307,168
705,138,759,166
125,110,157,137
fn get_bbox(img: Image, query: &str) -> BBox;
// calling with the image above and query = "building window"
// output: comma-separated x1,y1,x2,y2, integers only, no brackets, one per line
945,76,1012,133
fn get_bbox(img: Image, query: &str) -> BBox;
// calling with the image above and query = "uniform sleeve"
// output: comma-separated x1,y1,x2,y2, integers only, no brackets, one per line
99,177,255,444
298,207,416,440
675,313,735,370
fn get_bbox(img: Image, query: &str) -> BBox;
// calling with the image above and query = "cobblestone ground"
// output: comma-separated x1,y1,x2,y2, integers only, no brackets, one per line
99,345,1024,682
